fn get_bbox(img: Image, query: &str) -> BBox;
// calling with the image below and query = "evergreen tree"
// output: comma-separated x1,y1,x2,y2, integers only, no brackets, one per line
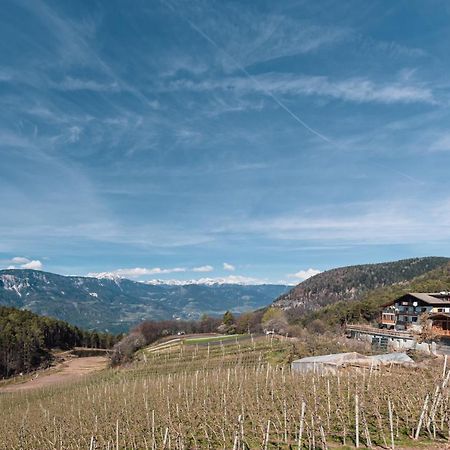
222,311,235,326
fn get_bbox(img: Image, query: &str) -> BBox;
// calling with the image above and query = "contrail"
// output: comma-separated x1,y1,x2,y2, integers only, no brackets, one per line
162,0,331,143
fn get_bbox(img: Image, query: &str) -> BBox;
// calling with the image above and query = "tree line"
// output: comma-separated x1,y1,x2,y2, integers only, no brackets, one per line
0,306,117,378
110,304,369,366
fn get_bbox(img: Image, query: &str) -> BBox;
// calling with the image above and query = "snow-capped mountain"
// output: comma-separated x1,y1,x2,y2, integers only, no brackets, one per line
143,277,270,286
0,269,288,333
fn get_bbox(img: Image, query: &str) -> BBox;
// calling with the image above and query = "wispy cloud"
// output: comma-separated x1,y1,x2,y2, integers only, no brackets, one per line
20,0,160,111
167,2,348,71
429,133,450,152
220,14,348,69
216,198,450,245
223,262,235,271
0,68,13,82
3,0,450,283
55,77,121,92
165,73,435,105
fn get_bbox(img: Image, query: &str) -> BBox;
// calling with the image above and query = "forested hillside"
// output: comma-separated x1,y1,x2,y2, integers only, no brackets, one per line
274,257,449,314
296,260,450,328
0,307,115,378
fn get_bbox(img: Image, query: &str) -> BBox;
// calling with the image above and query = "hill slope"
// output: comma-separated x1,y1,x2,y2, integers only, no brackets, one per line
0,270,287,333
273,257,450,313
300,259,450,327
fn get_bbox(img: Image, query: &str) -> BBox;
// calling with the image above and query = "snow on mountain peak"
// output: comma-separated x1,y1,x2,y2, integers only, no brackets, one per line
144,276,268,286
0,274,30,297
87,272,123,281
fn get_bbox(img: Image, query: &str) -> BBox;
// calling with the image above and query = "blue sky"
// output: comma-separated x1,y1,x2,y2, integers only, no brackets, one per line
2,0,450,284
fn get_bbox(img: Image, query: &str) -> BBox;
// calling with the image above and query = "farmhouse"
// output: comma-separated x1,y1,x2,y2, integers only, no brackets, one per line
346,292,450,354
380,292,450,336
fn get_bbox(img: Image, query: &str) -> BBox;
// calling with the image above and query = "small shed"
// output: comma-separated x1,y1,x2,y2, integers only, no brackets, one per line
291,352,365,374
369,352,414,364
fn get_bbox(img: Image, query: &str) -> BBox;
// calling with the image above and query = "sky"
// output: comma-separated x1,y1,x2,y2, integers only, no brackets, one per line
2,0,450,284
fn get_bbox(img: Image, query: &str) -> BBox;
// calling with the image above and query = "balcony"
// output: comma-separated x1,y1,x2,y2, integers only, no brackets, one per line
432,327,450,337
381,318,396,325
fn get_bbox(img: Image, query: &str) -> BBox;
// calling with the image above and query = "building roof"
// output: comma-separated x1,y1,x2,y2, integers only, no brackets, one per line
383,292,450,307
410,293,450,304
369,352,414,363
429,312,450,320
292,352,364,364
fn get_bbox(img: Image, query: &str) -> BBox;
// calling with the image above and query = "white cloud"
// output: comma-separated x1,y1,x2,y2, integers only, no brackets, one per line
192,265,214,272
287,268,322,281
4,257,43,271
21,260,43,270
11,256,30,264
223,262,235,271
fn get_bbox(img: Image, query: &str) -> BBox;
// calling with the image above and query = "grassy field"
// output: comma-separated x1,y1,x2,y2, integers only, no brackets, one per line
0,336,449,449
183,334,249,345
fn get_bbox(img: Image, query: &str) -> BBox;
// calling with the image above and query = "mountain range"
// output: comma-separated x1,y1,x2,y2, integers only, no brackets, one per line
2,257,448,334
0,269,288,333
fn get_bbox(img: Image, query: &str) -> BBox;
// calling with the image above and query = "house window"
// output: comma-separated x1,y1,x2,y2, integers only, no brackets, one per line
412,317,418,322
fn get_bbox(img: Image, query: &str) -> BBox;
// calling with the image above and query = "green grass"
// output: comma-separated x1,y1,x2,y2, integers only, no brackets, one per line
183,333,249,344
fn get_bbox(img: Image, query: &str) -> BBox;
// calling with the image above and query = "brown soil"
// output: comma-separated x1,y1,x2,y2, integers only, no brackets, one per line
0,356,108,393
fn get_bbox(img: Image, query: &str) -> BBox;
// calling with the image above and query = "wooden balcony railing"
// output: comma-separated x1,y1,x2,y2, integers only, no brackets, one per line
346,324,412,338
432,327,450,337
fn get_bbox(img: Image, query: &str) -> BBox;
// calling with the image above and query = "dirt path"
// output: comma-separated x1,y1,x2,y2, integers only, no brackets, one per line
0,356,109,393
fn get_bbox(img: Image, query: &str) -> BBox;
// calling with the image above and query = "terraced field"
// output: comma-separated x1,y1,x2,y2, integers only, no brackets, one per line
0,335,449,449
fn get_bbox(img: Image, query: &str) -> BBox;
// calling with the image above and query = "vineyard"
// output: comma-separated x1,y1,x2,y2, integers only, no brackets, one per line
0,336,449,449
